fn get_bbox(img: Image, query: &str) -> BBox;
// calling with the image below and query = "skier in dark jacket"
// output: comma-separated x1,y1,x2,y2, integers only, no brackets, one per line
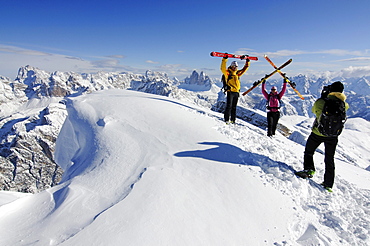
262,80,287,137
296,81,349,192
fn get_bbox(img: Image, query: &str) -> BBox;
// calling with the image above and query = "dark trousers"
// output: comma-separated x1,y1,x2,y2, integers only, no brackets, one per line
224,91,239,122
303,133,338,188
267,111,280,136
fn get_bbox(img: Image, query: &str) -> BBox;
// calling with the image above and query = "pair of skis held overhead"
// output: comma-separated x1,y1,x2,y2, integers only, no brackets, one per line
210,51,304,99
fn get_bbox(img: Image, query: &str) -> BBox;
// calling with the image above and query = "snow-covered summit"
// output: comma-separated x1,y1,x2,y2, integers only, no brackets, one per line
0,89,369,245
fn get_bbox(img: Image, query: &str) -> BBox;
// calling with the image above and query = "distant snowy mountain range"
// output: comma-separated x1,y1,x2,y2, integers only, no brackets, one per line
0,65,369,193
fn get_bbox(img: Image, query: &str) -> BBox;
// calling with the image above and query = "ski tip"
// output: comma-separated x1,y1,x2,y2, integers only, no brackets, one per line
210,52,215,56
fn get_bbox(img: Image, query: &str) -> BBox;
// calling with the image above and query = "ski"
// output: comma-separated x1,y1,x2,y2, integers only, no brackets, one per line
242,58,292,96
210,52,258,61
264,55,305,100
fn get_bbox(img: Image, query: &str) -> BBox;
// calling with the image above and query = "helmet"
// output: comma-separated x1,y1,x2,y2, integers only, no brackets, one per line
230,61,238,67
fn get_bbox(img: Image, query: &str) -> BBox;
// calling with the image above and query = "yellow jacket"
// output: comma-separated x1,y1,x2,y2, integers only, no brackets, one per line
220,58,250,92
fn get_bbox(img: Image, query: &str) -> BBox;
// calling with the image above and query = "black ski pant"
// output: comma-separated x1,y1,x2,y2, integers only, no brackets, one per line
224,91,239,122
267,111,280,136
303,133,338,188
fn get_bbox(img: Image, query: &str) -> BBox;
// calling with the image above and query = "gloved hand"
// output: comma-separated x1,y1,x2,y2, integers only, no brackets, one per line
240,55,250,62
321,85,331,98
223,53,228,59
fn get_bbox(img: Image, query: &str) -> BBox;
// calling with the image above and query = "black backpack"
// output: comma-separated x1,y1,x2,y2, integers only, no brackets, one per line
221,74,231,93
317,98,347,137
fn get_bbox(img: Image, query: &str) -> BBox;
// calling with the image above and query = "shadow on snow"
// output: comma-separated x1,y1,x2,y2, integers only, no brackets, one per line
174,141,296,176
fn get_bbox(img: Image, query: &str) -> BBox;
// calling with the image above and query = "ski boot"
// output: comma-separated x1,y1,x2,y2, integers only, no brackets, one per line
295,169,315,179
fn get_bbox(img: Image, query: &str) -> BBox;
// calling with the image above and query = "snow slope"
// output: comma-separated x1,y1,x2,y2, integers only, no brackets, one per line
0,89,369,246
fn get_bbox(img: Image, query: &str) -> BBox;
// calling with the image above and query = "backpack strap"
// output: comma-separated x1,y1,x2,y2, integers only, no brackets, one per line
221,73,232,93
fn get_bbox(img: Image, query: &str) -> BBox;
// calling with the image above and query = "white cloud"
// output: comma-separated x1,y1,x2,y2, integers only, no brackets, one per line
337,57,370,62
146,60,159,64
3,43,370,81
157,64,182,70
337,65,370,77
247,49,370,58
0,52,96,78
307,65,370,78
313,49,365,56
154,64,192,78
235,48,255,54
0,44,144,77
0,44,51,56
263,50,306,57
91,58,120,68
107,55,125,59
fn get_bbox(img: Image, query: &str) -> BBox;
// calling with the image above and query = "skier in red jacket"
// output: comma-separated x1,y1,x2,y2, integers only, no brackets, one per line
262,79,287,137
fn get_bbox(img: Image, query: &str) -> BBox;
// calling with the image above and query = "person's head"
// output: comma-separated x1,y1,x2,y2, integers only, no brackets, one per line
330,81,344,93
229,61,238,71
271,86,277,93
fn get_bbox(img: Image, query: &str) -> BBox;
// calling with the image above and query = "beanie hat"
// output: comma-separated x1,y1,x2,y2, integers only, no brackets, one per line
230,61,238,67
271,86,277,90
331,81,344,93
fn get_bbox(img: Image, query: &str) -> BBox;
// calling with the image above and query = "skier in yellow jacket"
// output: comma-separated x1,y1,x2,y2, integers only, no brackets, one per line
220,55,250,123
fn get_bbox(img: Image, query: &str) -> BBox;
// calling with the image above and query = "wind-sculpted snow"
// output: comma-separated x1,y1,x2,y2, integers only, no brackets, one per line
0,90,369,245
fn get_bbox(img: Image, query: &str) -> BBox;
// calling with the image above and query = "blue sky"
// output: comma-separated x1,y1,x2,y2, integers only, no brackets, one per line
1,0,370,83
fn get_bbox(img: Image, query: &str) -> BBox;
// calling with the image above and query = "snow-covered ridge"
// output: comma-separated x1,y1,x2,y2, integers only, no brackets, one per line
0,89,369,245
0,65,369,194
